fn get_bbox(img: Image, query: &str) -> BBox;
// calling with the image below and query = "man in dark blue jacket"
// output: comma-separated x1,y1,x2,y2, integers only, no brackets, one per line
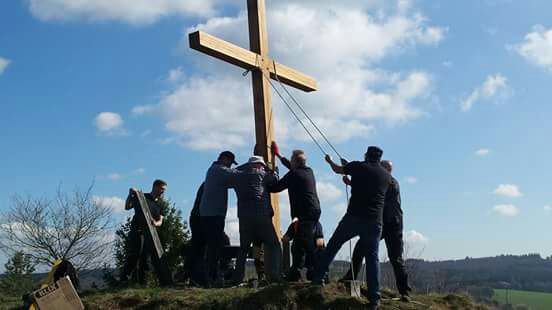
232,156,281,284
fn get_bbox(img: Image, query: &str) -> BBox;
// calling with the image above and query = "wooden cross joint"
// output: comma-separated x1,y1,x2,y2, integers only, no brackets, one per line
189,30,317,92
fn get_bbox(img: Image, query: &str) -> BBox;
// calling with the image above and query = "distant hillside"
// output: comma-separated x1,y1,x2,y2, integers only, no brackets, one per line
400,254,552,293
3,253,550,294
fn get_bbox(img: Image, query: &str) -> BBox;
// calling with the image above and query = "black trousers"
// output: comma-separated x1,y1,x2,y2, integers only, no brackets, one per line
184,214,208,284
122,225,172,285
233,216,282,282
345,220,410,295
289,220,318,279
200,216,225,284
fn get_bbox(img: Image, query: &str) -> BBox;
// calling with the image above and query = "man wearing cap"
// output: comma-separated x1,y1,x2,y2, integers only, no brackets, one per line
340,160,412,301
313,146,390,309
199,151,240,286
269,144,321,281
232,156,282,284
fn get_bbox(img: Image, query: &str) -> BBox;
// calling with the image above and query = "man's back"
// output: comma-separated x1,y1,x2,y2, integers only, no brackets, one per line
234,166,274,218
200,163,238,217
344,161,391,222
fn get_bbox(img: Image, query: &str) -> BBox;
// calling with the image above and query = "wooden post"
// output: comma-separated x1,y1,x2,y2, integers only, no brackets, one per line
247,0,280,237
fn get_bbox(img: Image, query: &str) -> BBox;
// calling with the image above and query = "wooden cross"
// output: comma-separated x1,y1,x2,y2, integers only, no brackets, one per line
188,0,317,235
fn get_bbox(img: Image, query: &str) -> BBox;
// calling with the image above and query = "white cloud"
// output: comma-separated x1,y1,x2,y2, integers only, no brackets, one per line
107,173,123,181
0,57,10,75
405,230,428,244
167,67,184,83
27,0,217,25
544,205,552,212
317,181,343,203
134,168,146,175
492,204,520,217
493,184,522,198
405,176,418,184
512,25,552,71
475,148,490,156
94,112,127,136
92,196,125,213
461,74,511,111
134,1,444,150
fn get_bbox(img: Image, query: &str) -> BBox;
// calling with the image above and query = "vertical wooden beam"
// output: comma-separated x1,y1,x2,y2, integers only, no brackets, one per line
247,0,281,237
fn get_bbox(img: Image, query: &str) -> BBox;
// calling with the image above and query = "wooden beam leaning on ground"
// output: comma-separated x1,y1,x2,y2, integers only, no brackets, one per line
135,190,165,259
189,31,317,92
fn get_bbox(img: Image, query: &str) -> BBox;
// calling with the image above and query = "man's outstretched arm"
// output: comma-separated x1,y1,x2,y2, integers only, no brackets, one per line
272,142,291,170
325,155,346,174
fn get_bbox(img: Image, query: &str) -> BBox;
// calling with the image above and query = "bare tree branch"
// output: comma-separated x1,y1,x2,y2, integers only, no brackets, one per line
0,184,114,271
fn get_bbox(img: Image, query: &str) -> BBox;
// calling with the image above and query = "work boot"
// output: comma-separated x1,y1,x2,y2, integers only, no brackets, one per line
400,294,411,302
284,268,301,282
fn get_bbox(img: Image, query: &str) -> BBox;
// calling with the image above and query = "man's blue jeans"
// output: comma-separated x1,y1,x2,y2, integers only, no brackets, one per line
314,214,383,303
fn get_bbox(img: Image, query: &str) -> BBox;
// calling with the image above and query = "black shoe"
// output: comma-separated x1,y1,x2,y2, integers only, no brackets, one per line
400,294,411,302
284,269,301,282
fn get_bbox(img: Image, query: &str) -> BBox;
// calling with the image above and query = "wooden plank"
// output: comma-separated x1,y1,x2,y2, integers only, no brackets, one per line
189,31,317,92
247,0,269,56
136,190,164,259
189,31,257,71
270,62,317,92
33,276,84,310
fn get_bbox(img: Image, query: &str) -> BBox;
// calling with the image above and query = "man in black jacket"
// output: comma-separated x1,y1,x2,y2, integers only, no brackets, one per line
313,147,390,309
340,160,412,301
270,143,321,281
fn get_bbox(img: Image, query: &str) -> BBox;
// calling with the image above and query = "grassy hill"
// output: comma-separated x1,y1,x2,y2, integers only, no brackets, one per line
77,283,488,310
494,289,552,310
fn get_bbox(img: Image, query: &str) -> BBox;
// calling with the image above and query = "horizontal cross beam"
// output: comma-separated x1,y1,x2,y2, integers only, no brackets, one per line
189,31,317,92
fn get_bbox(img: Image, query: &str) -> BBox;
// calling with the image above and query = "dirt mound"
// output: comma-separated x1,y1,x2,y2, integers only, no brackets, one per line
82,283,489,310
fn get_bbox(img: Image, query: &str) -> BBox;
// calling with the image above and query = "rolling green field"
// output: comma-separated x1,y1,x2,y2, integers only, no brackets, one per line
494,289,552,310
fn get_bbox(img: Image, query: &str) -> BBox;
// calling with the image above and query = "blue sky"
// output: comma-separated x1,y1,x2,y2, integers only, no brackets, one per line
1,0,552,268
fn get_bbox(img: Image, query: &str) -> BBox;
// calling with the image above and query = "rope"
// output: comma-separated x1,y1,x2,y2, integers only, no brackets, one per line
258,69,329,157
345,183,359,295
272,61,343,159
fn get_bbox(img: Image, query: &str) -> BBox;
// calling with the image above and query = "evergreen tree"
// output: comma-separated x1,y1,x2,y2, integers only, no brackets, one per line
113,201,190,285
0,251,36,296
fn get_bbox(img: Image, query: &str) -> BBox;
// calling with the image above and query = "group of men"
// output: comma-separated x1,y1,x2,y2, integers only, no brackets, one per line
121,143,411,309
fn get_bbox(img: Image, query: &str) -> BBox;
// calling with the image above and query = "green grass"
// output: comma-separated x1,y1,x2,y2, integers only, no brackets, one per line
494,289,552,310
0,295,23,310
80,283,488,310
